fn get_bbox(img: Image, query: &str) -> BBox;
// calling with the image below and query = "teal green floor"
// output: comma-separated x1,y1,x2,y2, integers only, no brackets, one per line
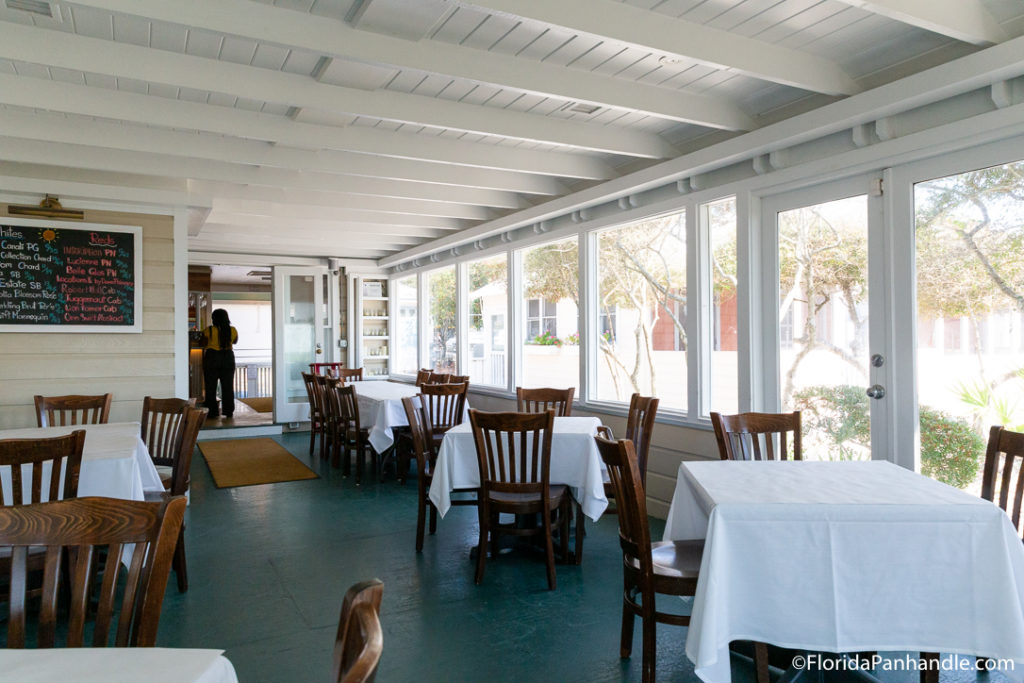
156,433,1013,683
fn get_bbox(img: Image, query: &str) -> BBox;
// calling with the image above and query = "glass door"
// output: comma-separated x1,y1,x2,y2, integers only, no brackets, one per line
760,177,887,460
273,266,331,423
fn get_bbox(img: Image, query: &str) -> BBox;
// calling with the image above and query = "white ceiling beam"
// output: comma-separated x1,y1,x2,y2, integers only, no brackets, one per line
458,0,861,96
191,183,495,221
0,169,190,207
833,0,1007,46
71,0,756,131
200,223,425,247
0,23,675,158
0,136,530,209
0,106,565,196
205,210,462,234
210,201,466,230
188,235,394,259
0,73,612,181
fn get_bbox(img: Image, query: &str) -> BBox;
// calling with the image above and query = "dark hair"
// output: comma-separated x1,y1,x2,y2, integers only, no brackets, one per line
211,308,231,350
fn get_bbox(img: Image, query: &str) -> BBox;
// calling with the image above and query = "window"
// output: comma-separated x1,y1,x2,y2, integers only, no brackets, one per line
594,211,686,409
706,196,738,414
467,255,508,387
427,267,456,373
520,237,579,391
526,299,558,340
393,276,418,376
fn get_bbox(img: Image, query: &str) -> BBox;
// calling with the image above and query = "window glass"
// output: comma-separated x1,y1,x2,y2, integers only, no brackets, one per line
467,255,508,387
707,197,739,414
393,276,418,375
427,267,456,373
595,212,686,409
520,237,579,391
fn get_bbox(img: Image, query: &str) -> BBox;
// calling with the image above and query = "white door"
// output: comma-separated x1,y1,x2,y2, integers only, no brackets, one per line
273,266,332,422
759,175,891,460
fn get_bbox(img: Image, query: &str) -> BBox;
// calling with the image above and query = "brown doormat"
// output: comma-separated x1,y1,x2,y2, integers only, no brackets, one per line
239,396,273,413
198,438,317,488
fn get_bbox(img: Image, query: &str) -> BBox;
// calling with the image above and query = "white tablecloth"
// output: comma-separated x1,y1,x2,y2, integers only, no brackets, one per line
0,648,237,683
664,460,1024,683
429,416,608,521
0,422,164,504
354,381,469,453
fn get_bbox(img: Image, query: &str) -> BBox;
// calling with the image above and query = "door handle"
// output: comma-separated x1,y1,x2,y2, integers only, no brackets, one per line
866,384,885,399
315,343,323,355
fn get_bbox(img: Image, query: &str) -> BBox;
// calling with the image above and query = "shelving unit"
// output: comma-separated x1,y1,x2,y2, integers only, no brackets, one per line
355,277,390,378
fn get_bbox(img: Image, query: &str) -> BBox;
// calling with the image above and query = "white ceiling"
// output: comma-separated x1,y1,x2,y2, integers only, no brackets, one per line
0,0,1022,264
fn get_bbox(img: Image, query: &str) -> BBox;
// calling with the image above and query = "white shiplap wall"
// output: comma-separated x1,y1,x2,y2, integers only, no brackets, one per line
0,206,176,429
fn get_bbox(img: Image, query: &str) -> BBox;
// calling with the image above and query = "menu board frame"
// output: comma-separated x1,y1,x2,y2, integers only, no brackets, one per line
0,217,143,334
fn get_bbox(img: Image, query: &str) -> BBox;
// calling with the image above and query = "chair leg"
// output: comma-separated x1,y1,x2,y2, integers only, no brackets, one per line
754,642,770,683
308,423,316,455
620,580,635,657
574,502,584,565
355,435,363,486
474,504,488,585
641,611,656,683
415,491,427,553
544,509,557,591
173,524,188,593
557,504,569,564
428,502,437,535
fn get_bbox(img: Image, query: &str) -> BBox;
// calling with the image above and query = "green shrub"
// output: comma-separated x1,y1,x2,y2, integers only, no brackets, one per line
792,385,984,487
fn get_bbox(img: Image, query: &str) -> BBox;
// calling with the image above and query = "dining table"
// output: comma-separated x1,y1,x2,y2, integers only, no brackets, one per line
0,648,238,682
0,421,165,504
352,380,469,453
663,459,1024,683
428,415,608,521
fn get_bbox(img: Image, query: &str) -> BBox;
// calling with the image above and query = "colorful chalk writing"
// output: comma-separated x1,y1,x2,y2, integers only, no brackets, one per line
0,224,136,327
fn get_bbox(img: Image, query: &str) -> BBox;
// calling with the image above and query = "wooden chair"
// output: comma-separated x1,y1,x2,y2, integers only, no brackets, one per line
415,369,432,387
0,495,185,648
449,375,470,384
308,374,334,461
34,394,112,428
140,397,196,489
337,368,364,383
516,387,574,416
143,406,206,593
470,409,571,590
0,430,86,506
332,384,373,484
596,435,705,683
310,362,345,377
425,372,451,385
420,382,468,451
332,579,384,683
710,411,802,461
402,396,476,552
302,372,327,457
598,394,660,517
980,425,1024,540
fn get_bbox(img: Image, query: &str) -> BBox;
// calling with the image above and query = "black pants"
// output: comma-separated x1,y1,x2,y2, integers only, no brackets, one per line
203,348,235,417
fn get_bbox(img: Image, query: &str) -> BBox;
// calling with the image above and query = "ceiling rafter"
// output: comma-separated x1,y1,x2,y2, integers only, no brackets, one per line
832,0,1008,46
456,0,861,96
0,106,566,196
0,22,677,158
0,73,613,181
208,201,468,230
0,136,530,209
68,0,756,131
202,213,459,237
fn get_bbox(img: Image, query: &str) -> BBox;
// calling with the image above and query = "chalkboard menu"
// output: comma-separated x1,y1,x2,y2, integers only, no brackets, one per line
0,218,142,333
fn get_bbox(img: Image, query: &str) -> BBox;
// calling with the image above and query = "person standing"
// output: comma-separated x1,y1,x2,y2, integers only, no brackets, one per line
202,308,238,419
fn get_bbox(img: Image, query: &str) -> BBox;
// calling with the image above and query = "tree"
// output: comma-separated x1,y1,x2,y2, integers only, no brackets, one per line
428,268,456,370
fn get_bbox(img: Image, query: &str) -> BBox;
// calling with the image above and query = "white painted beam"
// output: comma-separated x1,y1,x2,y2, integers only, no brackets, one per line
0,170,190,207
0,73,612,181
0,107,565,196
0,136,529,209
457,0,861,96
204,211,460,235
200,223,425,247
0,23,676,158
72,0,756,131
188,234,395,259
834,0,1007,46
209,201,465,230
191,183,496,221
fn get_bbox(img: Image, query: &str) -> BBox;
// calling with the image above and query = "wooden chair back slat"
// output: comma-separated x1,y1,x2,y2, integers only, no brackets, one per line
470,410,552,496
420,382,468,435
140,397,194,468
333,579,384,683
337,368,364,383
168,407,207,497
0,496,186,648
34,394,112,428
415,369,432,387
516,387,574,417
335,384,362,430
401,396,434,472
623,394,659,486
595,436,652,574
710,411,802,461
425,372,451,385
0,431,86,507
981,425,1024,537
